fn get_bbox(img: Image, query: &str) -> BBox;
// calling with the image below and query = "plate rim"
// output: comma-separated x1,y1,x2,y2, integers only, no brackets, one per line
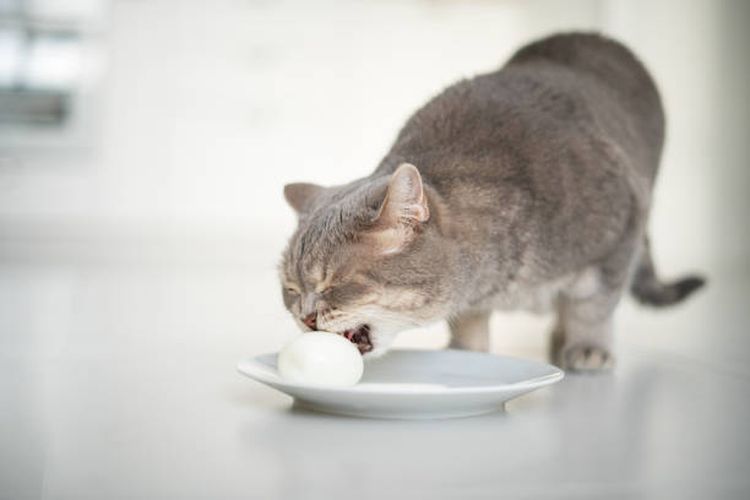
237,348,564,395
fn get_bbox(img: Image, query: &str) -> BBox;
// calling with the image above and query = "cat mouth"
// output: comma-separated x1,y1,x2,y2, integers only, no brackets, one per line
341,324,373,354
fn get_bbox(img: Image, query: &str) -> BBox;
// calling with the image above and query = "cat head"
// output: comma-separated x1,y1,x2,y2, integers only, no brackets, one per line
279,163,454,356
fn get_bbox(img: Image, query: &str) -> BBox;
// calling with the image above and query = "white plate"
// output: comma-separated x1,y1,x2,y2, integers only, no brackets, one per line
237,349,564,419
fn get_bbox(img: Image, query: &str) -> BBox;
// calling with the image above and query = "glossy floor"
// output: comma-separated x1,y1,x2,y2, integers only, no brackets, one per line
1,259,748,499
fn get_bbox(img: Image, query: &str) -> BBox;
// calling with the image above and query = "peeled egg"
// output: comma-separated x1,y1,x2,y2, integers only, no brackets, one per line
278,332,364,386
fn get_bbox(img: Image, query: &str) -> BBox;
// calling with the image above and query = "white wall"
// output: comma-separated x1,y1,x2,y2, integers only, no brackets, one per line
0,0,746,277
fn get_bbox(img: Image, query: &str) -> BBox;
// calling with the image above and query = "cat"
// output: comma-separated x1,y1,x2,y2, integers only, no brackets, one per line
278,32,705,371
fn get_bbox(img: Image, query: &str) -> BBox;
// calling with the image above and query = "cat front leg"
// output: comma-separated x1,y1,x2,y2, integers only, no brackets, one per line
551,282,622,372
448,309,491,352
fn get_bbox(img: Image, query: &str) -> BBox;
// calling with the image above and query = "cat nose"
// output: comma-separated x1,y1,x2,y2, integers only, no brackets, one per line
302,313,317,330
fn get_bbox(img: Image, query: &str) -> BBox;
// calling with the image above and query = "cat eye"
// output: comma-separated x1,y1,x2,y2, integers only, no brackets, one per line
285,287,300,295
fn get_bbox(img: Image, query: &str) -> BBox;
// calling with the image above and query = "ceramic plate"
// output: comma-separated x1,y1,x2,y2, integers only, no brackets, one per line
238,349,563,419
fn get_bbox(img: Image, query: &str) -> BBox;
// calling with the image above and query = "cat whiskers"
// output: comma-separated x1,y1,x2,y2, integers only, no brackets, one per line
357,304,425,330
317,310,355,332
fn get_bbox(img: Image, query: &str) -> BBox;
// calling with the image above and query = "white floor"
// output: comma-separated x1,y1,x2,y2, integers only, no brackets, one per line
1,256,749,499
1,0,749,498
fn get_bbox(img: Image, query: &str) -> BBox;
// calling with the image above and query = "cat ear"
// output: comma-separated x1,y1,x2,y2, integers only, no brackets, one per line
370,163,430,254
284,183,325,214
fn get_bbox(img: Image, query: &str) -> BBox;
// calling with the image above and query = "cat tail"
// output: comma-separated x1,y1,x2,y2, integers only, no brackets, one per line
629,236,707,307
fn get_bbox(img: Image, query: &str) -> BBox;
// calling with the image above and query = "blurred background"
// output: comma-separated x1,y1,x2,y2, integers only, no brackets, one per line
1,0,747,271
1,0,748,498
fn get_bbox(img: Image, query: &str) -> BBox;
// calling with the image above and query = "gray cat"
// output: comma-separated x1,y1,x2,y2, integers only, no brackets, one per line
279,32,705,371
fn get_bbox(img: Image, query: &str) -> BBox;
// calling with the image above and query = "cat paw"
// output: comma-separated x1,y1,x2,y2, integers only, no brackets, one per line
557,344,614,372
